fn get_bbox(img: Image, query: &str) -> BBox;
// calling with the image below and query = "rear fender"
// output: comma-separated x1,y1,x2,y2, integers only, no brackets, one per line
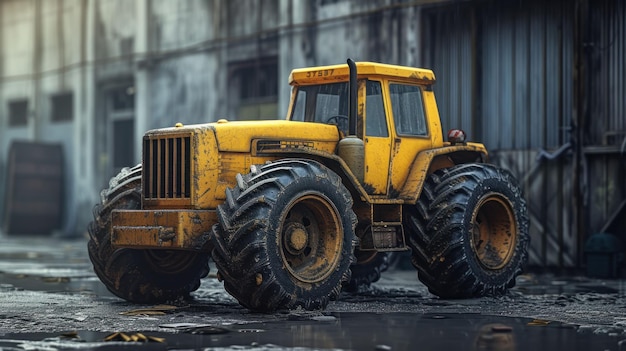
399,144,488,204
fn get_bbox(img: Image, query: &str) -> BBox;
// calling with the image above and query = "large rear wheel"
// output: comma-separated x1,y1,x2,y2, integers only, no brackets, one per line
211,159,356,311
87,166,209,303
405,163,529,298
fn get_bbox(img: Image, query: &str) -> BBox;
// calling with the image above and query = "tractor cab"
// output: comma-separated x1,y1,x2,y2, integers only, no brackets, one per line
287,61,444,196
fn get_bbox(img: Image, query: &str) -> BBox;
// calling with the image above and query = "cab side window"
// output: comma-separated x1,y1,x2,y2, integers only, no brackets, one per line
366,80,388,137
389,83,427,136
291,90,306,121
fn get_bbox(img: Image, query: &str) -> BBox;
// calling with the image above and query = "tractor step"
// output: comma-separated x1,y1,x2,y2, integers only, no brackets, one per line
371,222,406,250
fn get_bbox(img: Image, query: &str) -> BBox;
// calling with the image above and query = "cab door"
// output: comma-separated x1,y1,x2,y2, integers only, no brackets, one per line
386,82,434,194
363,79,392,195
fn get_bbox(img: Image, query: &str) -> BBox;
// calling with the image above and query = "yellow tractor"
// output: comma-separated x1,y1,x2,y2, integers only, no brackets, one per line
88,59,529,311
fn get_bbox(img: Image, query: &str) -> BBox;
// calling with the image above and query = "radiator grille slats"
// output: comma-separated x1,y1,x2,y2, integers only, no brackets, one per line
143,135,191,199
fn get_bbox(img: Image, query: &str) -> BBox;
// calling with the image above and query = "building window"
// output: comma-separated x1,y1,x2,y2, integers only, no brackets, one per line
230,58,278,120
109,86,135,111
105,85,135,174
51,92,73,122
112,119,135,169
8,100,28,127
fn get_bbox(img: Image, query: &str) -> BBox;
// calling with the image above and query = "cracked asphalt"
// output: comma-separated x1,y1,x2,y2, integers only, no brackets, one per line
0,234,625,350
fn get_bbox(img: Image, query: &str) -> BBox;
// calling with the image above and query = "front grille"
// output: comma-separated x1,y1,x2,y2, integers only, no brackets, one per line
143,135,191,199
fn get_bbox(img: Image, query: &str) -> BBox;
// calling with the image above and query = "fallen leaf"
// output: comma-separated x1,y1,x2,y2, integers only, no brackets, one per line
104,332,120,341
103,332,166,343
120,304,179,316
42,277,70,283
60,331,79,339
148,336,166,343
527,319,551,326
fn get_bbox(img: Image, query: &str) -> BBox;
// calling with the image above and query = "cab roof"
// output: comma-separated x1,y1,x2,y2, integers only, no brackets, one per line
288,61,436,86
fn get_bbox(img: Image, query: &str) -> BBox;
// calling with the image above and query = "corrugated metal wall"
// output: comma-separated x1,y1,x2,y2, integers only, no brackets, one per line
588,0,626,146
421,0,626,269
422,0,573,150
421,6,475,138
585,0,626,255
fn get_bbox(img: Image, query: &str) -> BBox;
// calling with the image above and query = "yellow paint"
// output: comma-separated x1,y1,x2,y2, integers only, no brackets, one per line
211,120,340,152
289,61,435,86
112,61,489,252
111,209,216,250
399,142,488,201
364,135,391,194
326,69,445,195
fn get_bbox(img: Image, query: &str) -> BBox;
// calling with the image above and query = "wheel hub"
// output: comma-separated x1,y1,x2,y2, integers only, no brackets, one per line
279,193,343,284
284,222,309,255
471,193,517,270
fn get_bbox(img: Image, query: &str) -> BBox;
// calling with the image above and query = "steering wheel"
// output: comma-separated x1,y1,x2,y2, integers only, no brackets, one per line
325,115,349,133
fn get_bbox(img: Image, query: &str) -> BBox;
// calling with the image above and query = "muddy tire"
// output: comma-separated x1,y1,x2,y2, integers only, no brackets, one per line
405,163,529,298
87,166,209,304
344,249,389,292
211,159,356,311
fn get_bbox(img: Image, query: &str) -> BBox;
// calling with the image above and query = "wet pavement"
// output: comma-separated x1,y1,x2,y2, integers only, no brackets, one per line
1,233,626,350
0,313,623,351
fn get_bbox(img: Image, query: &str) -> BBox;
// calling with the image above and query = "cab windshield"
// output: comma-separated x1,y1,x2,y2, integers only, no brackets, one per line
290,82,350,133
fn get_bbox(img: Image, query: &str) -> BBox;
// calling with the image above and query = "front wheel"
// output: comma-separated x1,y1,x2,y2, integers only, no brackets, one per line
211,159,357,311
87,166,210,303
405,163,529,298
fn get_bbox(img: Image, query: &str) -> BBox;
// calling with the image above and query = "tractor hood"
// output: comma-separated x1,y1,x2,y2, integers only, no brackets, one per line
209,119,341,153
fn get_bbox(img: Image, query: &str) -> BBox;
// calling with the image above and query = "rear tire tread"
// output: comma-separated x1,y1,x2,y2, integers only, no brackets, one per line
406,163,529,299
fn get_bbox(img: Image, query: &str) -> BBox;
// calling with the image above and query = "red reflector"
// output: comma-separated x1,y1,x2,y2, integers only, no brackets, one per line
447,129,467,144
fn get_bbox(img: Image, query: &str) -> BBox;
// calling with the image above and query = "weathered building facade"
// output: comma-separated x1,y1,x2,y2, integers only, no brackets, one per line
0,0,624,269
422,0,626,268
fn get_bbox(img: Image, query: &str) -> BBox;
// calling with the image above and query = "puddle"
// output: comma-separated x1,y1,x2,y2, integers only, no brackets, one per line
0,312,622,350
0,239,86,261
0,238,113,298
0,332,168,350
515,274,626,296
0,246,117,298
0,238,625,350
0,271,116,298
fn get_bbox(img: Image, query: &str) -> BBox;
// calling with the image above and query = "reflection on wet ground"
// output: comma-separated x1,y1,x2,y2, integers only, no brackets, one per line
0,237,116,298
0,270,115,298
0,312,622,351
515,273,625,295
1,236,626,350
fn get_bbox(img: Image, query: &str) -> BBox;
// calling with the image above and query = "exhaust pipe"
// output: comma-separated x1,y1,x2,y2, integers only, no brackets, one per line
338,58,364,183
347,58,357,136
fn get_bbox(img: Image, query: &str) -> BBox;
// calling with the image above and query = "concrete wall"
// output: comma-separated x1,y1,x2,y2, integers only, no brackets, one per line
0,0,423,236
1,0,621,271
0,0,91,235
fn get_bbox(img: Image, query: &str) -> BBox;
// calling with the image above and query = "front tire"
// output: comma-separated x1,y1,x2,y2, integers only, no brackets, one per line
211,159,357,312
87,166,210,304
405,163,529,298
